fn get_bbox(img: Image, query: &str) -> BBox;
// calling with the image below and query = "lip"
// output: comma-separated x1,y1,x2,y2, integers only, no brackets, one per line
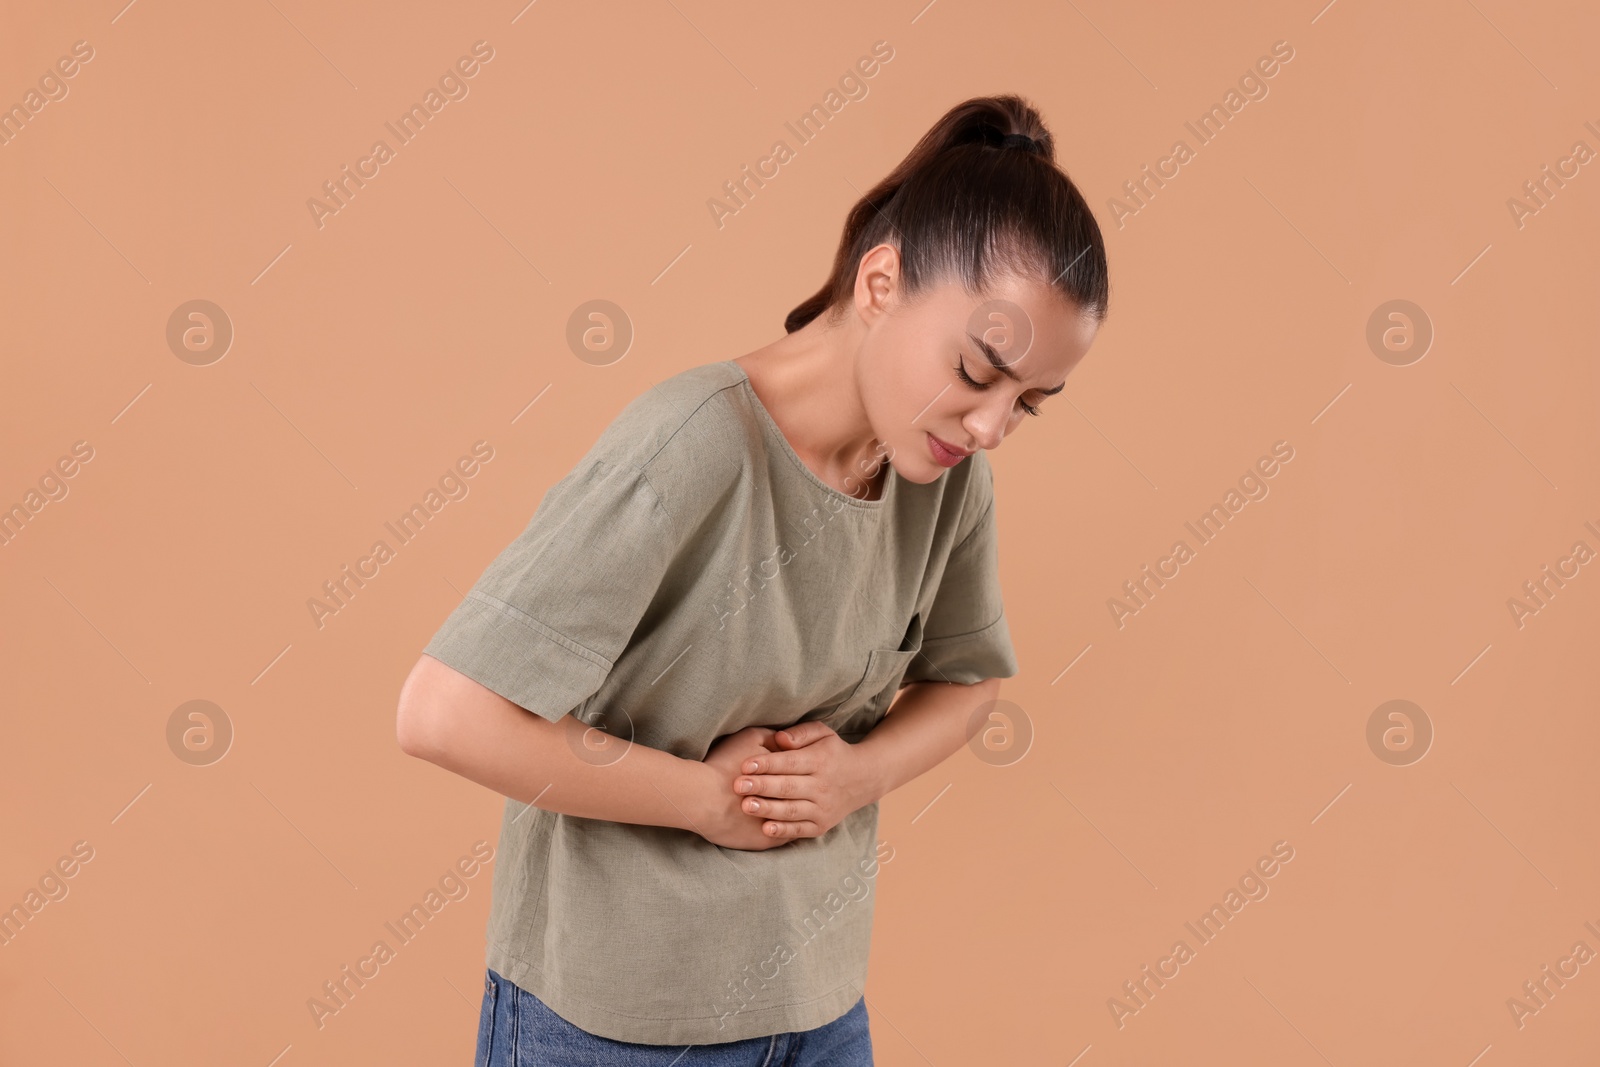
927,433,972,467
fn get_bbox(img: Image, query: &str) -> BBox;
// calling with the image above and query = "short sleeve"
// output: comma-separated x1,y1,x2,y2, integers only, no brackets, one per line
422,457,680,723
904,492,1021,686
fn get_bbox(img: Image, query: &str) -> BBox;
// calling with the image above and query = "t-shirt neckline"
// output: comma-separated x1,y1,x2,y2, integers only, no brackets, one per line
721,360,896,510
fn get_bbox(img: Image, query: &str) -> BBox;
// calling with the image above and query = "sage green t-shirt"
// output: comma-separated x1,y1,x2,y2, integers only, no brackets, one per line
422,359,1018,1045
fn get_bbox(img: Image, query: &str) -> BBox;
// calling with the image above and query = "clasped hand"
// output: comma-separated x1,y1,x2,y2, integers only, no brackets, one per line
699,723,879,851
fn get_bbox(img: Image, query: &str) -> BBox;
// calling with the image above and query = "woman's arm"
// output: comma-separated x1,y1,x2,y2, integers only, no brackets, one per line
728,677,1006,838
396,653,772,842
855,676,1005,799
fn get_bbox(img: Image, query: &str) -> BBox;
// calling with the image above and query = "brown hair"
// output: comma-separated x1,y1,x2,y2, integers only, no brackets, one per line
784,94,1109,334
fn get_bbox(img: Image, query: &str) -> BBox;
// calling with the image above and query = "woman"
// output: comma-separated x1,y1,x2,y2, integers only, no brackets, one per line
395,93,1107,1065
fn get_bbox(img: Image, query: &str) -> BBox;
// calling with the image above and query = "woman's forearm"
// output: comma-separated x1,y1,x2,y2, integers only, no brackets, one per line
854,676,1005,801
397,653,715,832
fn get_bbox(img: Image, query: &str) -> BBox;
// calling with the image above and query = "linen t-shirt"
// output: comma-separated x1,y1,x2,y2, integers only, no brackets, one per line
421,359,1019,1045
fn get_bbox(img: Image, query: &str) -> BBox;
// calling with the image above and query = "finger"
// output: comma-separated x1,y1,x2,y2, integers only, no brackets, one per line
774,722,832,748
738,726,778,750
742,795,815,821
739,750,814,776
735,773,805,799
764,819,819,838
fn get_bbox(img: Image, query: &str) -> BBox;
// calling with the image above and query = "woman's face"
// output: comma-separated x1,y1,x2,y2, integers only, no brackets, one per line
855,251,1099,484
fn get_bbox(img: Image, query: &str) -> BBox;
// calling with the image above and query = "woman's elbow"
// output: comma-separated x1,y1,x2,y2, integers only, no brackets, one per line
396,655,448,759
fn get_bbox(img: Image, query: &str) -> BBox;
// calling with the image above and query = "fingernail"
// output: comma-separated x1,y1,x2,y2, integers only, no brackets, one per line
747,799,761,812
737,779,752,793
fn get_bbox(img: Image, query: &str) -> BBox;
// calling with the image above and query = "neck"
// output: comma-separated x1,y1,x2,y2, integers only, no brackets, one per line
734,317,889,498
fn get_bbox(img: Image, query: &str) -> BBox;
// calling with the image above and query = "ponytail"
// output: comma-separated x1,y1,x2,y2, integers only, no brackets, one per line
784,93,1108,333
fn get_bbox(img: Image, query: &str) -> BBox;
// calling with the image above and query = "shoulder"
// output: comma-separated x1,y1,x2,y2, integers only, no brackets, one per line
581,361,753,537
890,444,996,550
943,448,996,544
962,448,996,504
582,361,745,463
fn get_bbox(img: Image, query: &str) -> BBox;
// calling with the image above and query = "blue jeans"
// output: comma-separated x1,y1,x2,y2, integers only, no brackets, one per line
475,968,875,1066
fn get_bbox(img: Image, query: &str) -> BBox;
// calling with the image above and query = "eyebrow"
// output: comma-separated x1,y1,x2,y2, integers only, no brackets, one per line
968,332,1067,395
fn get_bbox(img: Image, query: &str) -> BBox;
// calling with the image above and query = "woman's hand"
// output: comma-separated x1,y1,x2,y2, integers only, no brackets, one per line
729,721,884,838
697,726,794,851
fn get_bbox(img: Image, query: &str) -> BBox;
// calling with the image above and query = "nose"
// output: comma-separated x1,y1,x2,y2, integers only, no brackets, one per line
963,399,1008,452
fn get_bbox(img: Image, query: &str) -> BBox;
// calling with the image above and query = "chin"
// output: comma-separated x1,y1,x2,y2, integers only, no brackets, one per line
889,450,944,485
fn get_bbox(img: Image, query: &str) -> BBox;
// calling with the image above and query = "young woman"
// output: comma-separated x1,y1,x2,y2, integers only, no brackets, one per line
396,93,1107,1065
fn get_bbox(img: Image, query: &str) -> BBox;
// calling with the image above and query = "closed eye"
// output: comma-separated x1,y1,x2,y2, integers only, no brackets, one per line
954,359,990,390
955,356,1043,417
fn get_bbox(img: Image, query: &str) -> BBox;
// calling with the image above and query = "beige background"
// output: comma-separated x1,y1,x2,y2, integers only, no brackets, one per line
3,0,1598,1063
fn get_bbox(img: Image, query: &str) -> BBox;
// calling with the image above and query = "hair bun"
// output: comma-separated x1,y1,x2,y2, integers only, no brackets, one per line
971,121,1046,157
782,94,1106,335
